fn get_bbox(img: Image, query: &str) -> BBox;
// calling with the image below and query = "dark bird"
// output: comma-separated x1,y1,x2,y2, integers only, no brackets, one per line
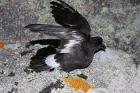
25,0,106,72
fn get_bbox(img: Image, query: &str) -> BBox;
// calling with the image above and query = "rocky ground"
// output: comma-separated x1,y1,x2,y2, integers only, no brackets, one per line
0,0,140,93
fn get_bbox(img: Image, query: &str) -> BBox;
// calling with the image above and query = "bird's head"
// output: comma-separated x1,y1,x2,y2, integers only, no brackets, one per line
89,36,106,54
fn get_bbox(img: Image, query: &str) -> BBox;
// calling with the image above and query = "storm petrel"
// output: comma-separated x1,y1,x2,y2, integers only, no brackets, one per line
25,0,106,72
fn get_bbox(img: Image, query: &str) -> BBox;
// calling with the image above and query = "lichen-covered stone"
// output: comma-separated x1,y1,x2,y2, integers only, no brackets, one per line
0,0,140,93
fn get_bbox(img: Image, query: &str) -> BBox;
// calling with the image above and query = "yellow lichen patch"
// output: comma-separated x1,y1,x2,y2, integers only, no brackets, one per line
0,41,5,48
63,77,93,93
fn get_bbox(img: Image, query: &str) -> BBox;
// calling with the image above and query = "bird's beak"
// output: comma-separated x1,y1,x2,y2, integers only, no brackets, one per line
100,43,106,52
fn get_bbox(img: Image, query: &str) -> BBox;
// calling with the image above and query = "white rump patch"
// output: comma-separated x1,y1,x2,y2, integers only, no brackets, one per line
60,40,80,53
45,54,60,68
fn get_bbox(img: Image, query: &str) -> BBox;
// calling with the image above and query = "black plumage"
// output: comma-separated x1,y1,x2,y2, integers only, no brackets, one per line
25,0,106,72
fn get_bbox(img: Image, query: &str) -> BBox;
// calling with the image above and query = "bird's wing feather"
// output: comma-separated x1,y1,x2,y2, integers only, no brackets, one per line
25,24,67,33
50,0,91,36
25,24,69,38
25,24,84,41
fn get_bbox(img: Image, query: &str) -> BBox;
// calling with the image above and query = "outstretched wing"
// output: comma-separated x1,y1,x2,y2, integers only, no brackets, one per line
25,0,89,53
50,0,91,36
25,0,91,38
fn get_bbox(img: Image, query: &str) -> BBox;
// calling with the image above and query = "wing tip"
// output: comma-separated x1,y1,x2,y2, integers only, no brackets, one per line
24,24,31,29
24,24,37,29
24,24,45,31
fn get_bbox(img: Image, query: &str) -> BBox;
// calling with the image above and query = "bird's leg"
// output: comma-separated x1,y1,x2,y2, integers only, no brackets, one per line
66,71,82,77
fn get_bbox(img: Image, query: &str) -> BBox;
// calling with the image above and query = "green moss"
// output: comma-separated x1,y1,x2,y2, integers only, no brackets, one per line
24,0,37,10
38,14,48,23
0,0,8,5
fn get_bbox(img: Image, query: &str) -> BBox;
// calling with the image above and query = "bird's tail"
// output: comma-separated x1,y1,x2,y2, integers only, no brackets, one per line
29,46,56,72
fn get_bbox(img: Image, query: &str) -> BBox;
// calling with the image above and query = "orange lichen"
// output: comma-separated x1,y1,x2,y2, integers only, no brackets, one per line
0,41,5,48
63,77,93,93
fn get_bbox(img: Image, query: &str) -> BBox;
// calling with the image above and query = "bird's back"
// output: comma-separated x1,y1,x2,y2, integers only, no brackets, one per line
55,41,92,72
